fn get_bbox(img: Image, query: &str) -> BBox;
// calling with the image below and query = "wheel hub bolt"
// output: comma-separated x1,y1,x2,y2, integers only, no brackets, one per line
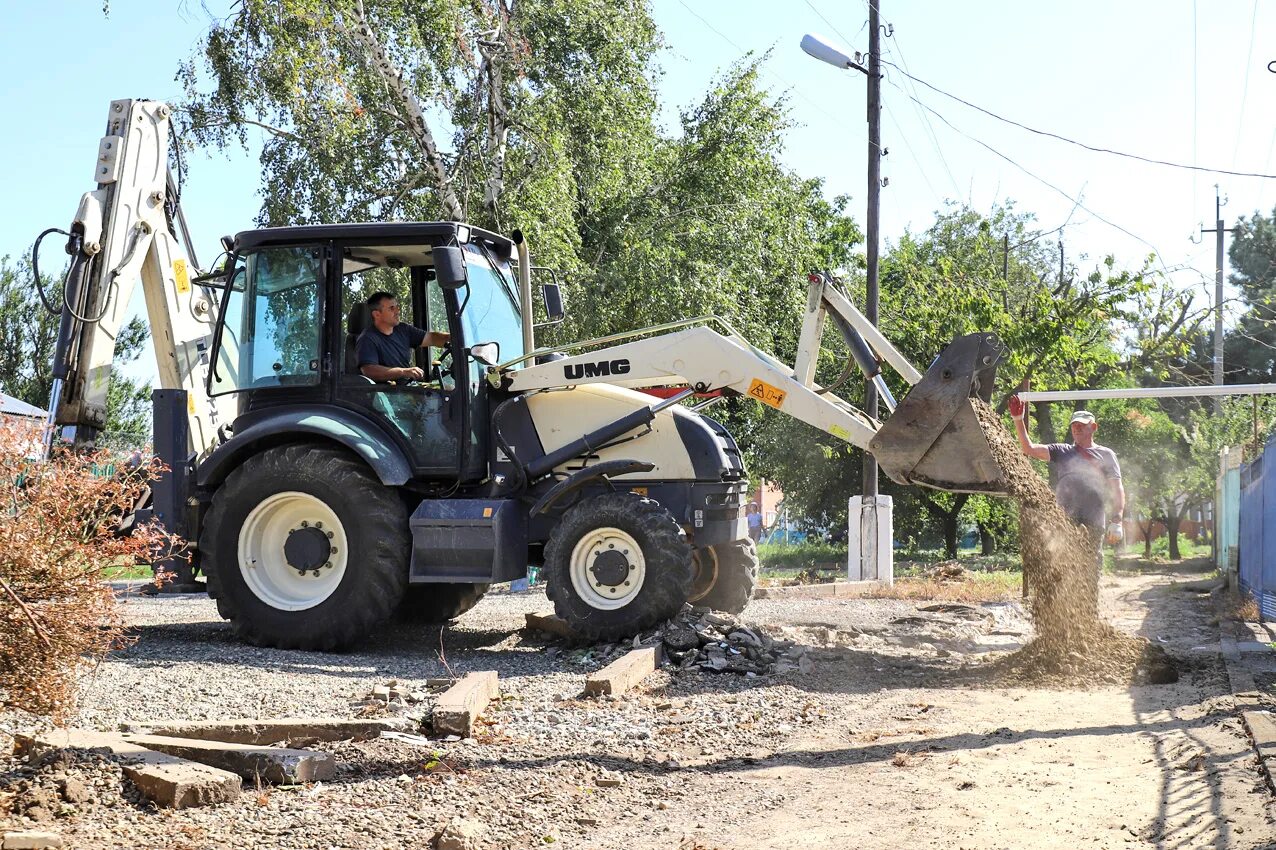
301,521,309,527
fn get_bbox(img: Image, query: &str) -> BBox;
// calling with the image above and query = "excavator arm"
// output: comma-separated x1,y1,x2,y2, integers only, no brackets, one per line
46,99,224,457
500,272,1008,494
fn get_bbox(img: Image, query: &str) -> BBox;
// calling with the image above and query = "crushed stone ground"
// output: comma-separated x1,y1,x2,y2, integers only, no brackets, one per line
1,566,1269,849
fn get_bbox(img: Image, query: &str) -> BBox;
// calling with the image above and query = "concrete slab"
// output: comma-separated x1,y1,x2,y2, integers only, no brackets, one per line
2,831,64,849
118,717,417,746
754,581,886,600
120,755,242,809
1238,641,1276,654
585,646,662,696
122,734,334,784
524,611,581,640
1242,710,1276,793
432,672,499,737
13,729,241,809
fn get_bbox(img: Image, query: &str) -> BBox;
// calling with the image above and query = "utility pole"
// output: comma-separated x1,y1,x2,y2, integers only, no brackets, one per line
1202,186,1238,414
863,0,882,497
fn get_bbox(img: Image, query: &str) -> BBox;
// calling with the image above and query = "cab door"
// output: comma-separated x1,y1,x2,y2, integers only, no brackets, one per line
336,261,461,476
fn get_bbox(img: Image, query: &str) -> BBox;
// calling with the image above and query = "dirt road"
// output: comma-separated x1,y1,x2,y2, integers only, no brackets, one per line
3,563,1272,849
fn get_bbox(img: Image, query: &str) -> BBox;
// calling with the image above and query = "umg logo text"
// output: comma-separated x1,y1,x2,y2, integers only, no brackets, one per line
564,359,631,380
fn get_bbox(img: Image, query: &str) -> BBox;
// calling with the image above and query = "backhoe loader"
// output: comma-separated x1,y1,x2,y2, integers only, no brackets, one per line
41,99,1007,649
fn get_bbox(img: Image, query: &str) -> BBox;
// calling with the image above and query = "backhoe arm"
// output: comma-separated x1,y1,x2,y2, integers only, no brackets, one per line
48,99,223,456
501,273,1008,493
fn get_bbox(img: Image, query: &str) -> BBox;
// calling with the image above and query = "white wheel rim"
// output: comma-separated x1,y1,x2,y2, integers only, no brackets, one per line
569,527,646,611
238,491,348,611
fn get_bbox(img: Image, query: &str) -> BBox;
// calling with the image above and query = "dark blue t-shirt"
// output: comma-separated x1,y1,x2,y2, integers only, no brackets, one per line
355,324,427,369
1046,443,1121,529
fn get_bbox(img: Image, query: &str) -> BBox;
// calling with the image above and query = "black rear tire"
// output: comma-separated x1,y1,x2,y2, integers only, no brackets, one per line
397,583,489,622
201,444,409,651
544,492,693,641
694,539,759,614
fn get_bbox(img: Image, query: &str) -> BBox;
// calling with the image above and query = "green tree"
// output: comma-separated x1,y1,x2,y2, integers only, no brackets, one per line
1224,208,1276,383
0,254,151,451
180,0,661,277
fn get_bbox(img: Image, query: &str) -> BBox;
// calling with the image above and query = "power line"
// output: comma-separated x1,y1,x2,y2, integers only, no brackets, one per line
881,34,961,199
880,99,942,208
881,59,1276,180
673,0,865,142
801,0,857,50
1232,0,1260,169
898,91,1183,279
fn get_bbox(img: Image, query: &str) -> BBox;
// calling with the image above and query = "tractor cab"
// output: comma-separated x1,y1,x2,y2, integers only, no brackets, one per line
209,222,525,483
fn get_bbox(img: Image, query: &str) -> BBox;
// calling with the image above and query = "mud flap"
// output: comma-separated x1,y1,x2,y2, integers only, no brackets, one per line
869,333,1008,494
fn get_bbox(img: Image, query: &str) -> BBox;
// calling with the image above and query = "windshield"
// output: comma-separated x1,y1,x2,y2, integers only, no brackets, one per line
460,244,523,367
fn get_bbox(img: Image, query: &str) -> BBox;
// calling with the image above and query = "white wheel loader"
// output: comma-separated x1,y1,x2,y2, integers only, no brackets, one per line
39,98,1007,649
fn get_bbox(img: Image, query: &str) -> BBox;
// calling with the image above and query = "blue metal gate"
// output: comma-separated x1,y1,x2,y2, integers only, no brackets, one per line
1239,435,1276,619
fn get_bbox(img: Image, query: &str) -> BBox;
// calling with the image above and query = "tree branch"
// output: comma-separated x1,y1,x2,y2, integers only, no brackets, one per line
0,575,52,648
344,0,466,221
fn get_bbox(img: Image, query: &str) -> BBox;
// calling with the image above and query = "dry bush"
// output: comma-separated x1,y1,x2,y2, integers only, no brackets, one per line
0,422,176,721
1224,589,1261,622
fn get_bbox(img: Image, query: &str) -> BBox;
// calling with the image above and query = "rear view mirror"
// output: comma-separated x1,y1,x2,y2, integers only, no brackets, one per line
542,283,565,322
470,341,501,367
433,246,468,290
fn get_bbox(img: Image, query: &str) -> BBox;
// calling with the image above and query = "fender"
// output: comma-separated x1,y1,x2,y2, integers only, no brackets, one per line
529,459,656,516
196,406,412,489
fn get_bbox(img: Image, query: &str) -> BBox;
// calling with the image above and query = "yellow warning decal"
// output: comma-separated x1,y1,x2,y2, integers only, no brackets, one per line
630,487,648,496
747,378,786,410
187,394,196,415
174,258,191,294
829,424,851,441
482,507,493,518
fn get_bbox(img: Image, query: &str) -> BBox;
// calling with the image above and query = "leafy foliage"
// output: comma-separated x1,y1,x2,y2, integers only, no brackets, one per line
1225,207,1276,382
0,423,175,720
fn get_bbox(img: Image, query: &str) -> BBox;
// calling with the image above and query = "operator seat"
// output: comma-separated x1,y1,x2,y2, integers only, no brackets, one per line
345,303,371,376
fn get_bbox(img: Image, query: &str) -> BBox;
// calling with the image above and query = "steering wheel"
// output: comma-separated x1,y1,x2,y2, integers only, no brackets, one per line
431,342,455,387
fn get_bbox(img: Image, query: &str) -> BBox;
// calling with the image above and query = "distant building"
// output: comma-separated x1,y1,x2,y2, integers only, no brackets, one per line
0,392,48,422
0,392,49,458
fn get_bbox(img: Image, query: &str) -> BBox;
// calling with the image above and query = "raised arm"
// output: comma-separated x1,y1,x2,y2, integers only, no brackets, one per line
1008,395,1051,461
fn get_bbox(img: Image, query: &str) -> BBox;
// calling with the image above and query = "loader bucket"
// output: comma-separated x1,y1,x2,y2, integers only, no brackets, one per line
869,332,1009,495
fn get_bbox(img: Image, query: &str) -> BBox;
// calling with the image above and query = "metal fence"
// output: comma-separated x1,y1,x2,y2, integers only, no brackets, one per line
1238,437,1276,619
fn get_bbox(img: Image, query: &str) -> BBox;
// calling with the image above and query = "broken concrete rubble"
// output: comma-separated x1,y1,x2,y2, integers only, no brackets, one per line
117,717,417,747
432,672,500,737
121,734,334,784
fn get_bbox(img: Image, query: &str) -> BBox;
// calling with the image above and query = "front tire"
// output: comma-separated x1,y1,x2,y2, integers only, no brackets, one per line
692,539,759,614
201,444,409,651
544,492,693,640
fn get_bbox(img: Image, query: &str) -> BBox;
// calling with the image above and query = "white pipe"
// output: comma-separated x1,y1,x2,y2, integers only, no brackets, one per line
1019,383,1276,402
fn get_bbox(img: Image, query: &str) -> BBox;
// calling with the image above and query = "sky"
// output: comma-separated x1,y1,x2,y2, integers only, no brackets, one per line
0,1,1271,387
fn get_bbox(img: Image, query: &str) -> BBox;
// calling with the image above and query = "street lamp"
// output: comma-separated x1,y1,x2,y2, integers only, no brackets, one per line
800,23,882,498
802,17,889,587
800,33,867,74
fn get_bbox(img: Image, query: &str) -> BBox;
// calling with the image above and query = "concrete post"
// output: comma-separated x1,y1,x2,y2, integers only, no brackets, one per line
848,495,893,584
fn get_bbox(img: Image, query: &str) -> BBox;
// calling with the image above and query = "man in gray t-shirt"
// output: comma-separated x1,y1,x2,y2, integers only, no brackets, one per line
1007,400,1126,545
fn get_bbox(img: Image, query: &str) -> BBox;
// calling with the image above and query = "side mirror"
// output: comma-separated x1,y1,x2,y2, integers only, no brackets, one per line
470,341,501,367
541,282,565,322
433,246,468,290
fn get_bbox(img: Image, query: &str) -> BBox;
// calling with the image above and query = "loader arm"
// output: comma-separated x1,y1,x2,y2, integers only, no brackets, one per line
499,273,1008,493
47,99,225,457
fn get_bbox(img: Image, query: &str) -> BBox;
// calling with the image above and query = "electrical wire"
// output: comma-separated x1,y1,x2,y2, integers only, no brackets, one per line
673,0,869,145
897,90,1183,279
882,34,961,198
1232,0,1260,169
881,59,1276,180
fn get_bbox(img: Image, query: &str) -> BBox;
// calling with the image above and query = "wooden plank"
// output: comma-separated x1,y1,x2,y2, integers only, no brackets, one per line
585,646,662,697
432,672,500,737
